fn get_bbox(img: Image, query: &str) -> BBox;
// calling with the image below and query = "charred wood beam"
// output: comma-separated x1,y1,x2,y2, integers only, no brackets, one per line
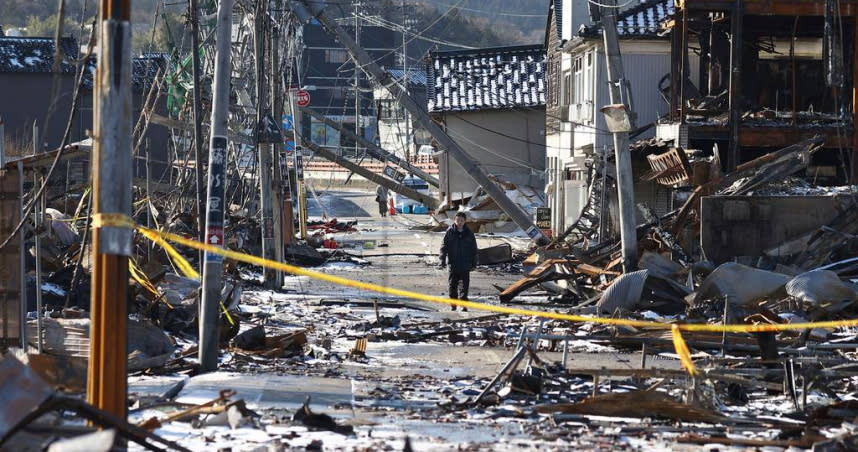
727,0,743,172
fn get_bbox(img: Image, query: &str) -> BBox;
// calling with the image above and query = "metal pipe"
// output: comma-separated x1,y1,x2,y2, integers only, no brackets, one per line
33,172,43,354
18,160,27,349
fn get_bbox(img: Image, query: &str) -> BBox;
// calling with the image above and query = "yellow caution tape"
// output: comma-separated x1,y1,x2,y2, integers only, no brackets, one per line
138,228,235,327
91,213,136,230
671,324,697,376
128,224,858,376
128,259,174,310
138,228,200,280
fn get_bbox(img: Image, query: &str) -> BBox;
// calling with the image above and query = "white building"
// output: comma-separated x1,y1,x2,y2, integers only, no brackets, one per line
544,0,681,236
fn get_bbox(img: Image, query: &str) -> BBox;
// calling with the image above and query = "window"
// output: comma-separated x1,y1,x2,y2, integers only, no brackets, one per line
548,59,560,106
325,49,348,64
562,70,572,106
571,52,594,122
574,56,584,108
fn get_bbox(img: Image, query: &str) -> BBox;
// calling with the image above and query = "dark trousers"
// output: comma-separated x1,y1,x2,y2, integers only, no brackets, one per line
448,270,470,301
377,202,387,217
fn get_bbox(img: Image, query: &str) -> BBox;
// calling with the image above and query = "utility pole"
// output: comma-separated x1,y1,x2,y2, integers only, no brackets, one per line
598,0,638,273
189,0,206,264
354,0,361,159
256,0,278,289
401,0,411,163
200,0,233,373
88,0,132,417
270,0,284,287
293,0,549,245
294,151,308,240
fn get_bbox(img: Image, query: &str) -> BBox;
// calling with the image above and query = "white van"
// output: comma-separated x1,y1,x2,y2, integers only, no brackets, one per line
394,177,431,213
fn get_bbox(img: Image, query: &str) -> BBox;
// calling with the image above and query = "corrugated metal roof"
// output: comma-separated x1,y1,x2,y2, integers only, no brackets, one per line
426,45,546,113
580,0,673,39
0,36,79,73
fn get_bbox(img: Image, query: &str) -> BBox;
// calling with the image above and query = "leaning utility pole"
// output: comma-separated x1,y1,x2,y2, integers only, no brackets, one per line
256,1,278,289
354,0,361,159
599,0,638,273
88,0,132,417
293,0,549,245
199,0,233,372
189,0,207,264
301,106,439,187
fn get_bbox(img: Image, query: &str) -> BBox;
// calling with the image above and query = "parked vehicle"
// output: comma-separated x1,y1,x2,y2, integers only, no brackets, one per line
393,177,431,213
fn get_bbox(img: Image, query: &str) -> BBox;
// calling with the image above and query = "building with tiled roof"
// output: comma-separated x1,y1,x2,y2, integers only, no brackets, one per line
578,0,674,38
425,45,547,205
0,36,80,73
0,36,170,181
427,45,546,113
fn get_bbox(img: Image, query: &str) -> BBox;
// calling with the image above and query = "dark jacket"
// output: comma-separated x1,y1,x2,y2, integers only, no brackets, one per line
440,225,478,272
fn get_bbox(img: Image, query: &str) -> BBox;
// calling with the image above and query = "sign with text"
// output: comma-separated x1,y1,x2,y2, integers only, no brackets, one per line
294,153,304,181
535,207,551,229
204,136,227,263
383,165,405,183
296,89,310,107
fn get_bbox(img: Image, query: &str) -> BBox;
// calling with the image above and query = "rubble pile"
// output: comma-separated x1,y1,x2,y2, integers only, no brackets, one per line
5,134,858,450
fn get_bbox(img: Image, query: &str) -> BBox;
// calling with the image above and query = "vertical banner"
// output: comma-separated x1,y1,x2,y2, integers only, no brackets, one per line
205,136,227,262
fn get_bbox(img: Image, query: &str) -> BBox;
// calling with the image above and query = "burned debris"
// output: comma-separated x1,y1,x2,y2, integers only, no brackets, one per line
4,0,858,450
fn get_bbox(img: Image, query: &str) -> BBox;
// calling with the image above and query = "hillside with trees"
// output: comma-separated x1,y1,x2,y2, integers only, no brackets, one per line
1,0,548,57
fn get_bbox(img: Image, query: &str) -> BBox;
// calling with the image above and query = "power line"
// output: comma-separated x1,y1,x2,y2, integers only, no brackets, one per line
354,0,469,72
428,1,548,18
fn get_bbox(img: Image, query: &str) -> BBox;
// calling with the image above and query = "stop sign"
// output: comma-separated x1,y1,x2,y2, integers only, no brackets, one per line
296,89,310,107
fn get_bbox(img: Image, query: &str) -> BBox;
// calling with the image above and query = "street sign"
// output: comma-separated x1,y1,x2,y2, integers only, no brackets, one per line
535,207,551,229
296,89,310,107
294,153,304,180
383,165,405,183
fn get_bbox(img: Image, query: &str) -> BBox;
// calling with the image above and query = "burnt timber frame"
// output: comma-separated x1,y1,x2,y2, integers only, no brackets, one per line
669,0,858,181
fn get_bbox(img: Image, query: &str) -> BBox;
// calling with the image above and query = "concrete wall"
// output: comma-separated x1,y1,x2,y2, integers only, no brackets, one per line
439,108,546,198
701,195,848,264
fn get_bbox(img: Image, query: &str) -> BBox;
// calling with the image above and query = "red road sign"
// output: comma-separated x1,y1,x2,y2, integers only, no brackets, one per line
296,89,310,107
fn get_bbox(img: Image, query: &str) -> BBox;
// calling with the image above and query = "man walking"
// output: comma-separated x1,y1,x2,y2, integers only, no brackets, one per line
375,185,388,217
439,211,478,311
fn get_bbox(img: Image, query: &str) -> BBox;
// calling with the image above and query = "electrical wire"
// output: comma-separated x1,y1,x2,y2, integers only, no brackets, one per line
358,13,475,50
427,1,548,18
353,0,469,72
586,0,638,9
